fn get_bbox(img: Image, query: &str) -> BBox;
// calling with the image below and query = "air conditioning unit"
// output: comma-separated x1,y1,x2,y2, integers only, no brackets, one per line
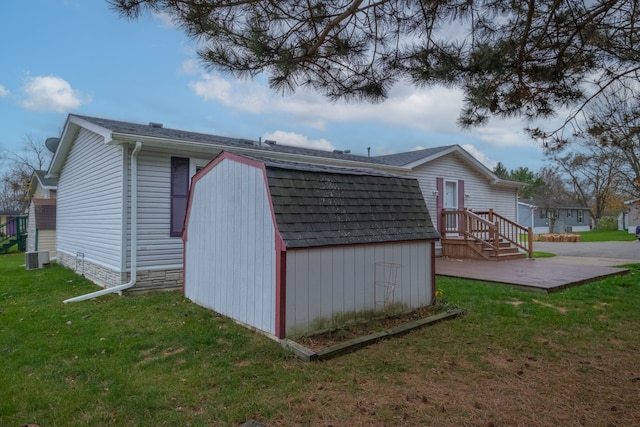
25,251,50,270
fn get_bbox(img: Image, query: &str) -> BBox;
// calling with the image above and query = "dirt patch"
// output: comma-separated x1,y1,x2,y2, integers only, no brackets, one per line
275,338,640,427
532,298,568,313
295,306,445,352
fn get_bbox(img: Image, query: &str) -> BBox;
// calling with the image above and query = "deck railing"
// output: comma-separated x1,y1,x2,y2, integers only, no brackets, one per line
0,215,28,254
441,209,533,258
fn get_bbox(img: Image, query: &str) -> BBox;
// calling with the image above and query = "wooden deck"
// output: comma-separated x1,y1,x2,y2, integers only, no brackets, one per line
435,257,630,293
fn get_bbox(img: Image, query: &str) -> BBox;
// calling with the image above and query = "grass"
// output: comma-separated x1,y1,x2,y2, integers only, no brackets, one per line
577,229,637,242
2,253,640,426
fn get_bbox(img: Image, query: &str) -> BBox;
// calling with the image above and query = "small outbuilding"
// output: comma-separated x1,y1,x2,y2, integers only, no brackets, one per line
183,152,440,339
26,198,57,258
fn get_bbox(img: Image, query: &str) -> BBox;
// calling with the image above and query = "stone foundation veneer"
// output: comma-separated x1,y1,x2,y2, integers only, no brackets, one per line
57,252,183,292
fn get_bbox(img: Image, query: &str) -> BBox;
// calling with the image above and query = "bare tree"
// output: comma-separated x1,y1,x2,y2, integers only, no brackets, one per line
550,143,624,229
0,136,52,212
529,166,572,233
583,83,640,199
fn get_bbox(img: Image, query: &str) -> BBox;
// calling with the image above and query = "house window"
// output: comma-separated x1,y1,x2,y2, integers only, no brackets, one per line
578,210,584,224
539,208,547,219
567,210,572,218
170,157,190,237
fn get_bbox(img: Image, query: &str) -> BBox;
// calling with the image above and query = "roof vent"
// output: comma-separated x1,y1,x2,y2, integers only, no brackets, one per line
149,122,163,128
343,149,351,154
264,140,277,145
333,149,344,154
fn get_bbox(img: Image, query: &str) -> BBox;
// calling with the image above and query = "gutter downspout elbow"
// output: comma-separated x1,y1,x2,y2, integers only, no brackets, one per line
64,141,142,303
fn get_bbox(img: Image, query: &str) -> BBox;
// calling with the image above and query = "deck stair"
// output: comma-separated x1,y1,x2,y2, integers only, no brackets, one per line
0,216,27,254
440,209,532,261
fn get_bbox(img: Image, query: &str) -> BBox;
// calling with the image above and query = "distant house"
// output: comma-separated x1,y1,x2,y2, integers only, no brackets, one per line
26,170,58,257
28,170,57,199
518,199,591,234
619,199,640,233
47,114,522,294
26,198,57,257
183,152,440,338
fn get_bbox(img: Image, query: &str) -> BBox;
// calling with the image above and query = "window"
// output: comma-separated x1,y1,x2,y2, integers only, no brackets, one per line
170,157,190,237
539,208,547,219
578,210,584,224
567,210,572,218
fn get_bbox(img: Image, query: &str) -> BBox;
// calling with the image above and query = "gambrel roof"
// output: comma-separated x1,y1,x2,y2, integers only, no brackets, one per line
212,154,440,248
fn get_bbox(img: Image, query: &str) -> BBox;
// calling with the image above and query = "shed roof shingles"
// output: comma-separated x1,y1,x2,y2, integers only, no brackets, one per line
266,167,439,248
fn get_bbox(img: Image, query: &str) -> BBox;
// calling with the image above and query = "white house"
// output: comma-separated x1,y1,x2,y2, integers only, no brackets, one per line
26,170,58,257
183,152,440,338
47,114,522,296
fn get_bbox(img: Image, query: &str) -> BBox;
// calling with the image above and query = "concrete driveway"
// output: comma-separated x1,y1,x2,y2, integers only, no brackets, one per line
533,240,640,267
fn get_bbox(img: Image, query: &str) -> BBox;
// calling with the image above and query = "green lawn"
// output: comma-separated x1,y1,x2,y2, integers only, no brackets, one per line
577,229,637,242
2,253,639,426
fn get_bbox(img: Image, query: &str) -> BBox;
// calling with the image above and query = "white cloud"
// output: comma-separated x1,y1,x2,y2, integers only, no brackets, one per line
189,73,268,114
179,59,200,75
20,76,88,112
0,85,9,97
461,144,498,170
186,68,547,151
262,130,335,152
154,12,178,28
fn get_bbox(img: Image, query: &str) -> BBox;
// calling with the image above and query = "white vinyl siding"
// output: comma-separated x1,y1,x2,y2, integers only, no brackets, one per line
285,241,432,337
132,151,211,269
184,158,276,335
57,129,124,270
409,153,517,221
26,203,36,253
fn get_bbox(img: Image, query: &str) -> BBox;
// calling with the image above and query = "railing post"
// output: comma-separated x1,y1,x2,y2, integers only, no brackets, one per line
527,227,533,258
488,208,494,223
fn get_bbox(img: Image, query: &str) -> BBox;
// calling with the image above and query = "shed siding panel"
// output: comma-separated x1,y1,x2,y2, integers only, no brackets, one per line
285,241,432,336
57,129,123,269
184,159,276,335
409,153,518,222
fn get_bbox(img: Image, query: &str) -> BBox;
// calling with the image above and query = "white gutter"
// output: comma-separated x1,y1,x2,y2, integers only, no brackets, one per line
64,142,142,303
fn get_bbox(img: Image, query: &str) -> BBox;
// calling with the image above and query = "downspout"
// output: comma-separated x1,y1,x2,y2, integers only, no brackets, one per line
64,141,142,303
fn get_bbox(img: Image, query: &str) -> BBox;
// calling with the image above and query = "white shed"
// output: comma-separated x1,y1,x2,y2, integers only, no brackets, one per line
182,152,441,339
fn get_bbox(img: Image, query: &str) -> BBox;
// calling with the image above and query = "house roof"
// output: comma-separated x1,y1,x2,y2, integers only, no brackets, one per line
32,198,56,230
46,114,389,174
258,156,440,248
48,115,519,191
29,170,57,197
518,199,589,209
33,170,58,188
374,146,455,166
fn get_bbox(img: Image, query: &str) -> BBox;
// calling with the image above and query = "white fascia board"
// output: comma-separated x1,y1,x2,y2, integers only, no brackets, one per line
47,115,113,177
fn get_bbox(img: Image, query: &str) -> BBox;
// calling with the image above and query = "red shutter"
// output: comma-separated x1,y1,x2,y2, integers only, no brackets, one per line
170,157,190,237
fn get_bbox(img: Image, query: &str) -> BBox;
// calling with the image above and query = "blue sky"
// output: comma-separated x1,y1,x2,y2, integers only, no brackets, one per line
1,0,551,172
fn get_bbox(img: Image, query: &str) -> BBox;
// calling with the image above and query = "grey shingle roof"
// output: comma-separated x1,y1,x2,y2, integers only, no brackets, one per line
373,146,454,166
263,159,439,248
34,170,57,188
72,115,390,165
